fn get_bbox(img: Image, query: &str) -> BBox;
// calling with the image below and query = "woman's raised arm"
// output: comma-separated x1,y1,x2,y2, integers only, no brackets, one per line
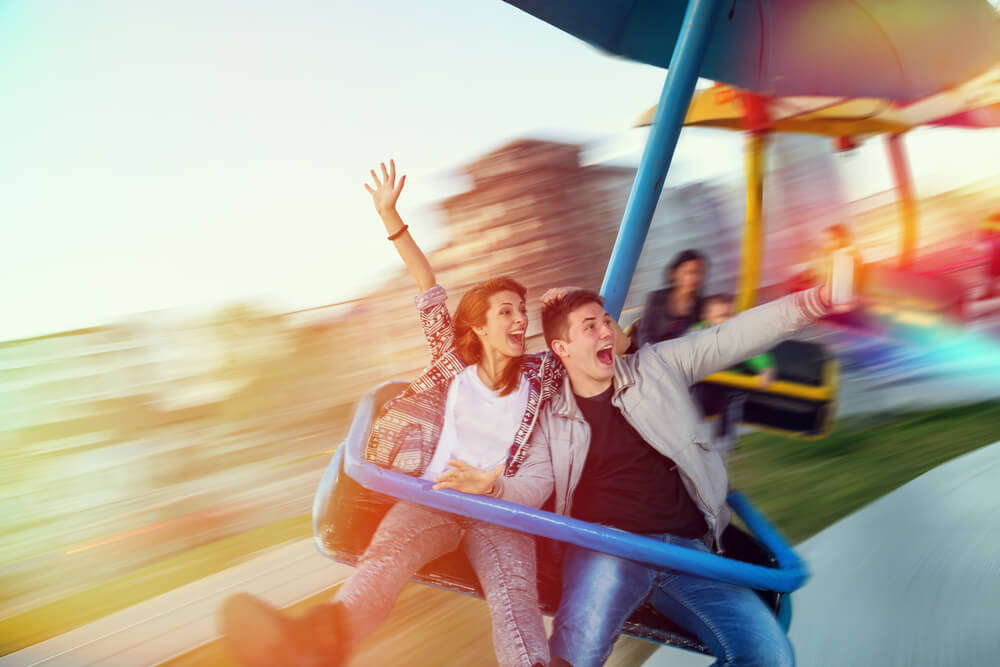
365,160,435,293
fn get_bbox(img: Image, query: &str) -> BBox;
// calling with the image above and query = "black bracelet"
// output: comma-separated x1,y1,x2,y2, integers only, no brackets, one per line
387,225,409,241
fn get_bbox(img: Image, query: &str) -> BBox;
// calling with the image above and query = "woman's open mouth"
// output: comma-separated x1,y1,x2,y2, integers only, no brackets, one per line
507,331,525,349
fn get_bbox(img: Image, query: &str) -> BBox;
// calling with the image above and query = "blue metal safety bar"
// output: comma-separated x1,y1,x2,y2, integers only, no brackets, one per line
599,0,722,320
313,384,810,594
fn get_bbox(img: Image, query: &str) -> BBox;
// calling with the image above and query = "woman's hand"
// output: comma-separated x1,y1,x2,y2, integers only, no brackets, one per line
540,286,581,307
432,460,504,495
363,159,434,291
364,160,406,215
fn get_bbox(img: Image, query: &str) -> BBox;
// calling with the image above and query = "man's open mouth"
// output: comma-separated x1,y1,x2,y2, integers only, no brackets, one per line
596,346,614,365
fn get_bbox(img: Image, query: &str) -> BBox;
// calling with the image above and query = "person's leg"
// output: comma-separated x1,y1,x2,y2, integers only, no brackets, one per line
221,500,464,666
333,500,463,644
461,519,548,667
221,593,347,667
649,538,794,667
549,544,657,667
717,389,748,456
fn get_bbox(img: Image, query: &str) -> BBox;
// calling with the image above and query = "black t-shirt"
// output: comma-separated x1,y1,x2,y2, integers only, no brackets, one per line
570,387,708,537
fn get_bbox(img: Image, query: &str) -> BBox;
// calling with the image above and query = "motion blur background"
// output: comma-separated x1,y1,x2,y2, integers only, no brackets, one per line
2,1,1000,664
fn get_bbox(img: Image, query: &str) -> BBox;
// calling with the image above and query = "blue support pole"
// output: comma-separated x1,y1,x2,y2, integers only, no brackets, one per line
600,0,722,320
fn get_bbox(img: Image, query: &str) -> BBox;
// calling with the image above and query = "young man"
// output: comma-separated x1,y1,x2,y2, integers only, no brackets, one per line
537,284,833,667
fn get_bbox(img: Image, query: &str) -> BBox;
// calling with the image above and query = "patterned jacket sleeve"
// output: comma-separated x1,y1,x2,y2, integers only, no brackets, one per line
538,350,565,397
414,284,456,365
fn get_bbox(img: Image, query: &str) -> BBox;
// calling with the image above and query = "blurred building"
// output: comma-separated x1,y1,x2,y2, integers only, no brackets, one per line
0,325,151,453
300,136,987,396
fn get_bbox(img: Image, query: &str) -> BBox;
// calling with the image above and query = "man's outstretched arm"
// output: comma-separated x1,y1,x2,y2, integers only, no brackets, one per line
647,286,830,386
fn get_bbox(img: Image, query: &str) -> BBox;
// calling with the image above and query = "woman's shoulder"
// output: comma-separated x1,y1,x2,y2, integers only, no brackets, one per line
647,286,671,302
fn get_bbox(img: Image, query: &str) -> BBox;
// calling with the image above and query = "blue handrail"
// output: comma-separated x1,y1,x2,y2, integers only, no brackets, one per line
314,383,810,594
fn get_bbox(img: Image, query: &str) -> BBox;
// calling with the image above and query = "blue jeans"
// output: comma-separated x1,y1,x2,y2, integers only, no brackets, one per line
550,534,794,667
335,500,547,667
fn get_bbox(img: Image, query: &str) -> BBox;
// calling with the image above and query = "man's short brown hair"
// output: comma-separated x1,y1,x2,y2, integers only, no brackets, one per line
542,289,604,348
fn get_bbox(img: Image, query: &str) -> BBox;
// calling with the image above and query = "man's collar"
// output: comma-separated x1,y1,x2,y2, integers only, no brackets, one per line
553,354,636,417
552,375,580,418
612,352,635,398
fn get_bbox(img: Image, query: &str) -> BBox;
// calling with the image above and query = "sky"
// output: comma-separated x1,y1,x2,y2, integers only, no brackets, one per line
2,1,999,342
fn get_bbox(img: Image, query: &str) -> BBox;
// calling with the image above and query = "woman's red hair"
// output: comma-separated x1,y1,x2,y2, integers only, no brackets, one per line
453,276,527,397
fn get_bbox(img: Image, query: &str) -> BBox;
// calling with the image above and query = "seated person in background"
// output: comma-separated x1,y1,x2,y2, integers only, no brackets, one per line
690,293,776,454
814,224,863,288
788,223,864,296
635,249,707,348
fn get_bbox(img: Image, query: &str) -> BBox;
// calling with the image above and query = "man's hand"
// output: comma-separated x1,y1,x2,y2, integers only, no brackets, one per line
432,460,504,495
819,277,832,307
820,261,859,313
364,160,406,215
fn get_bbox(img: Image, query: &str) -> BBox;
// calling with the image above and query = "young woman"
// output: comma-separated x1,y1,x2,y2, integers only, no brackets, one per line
635,249,707,347
221,161,613,667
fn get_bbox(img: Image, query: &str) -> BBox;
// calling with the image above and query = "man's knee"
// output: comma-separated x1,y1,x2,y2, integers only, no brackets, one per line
550,614,618,667
551,549,653,667
564,549,653,609
769,635,795,667
727,631,794,667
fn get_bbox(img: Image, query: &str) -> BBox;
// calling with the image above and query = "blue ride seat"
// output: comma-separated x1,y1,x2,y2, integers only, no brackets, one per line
313,382,806,654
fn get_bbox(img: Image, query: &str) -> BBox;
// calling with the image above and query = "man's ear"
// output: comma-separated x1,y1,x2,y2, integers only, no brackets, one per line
550,338,568,359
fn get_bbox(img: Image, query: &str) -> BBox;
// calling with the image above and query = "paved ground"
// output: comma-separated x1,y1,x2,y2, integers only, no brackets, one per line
0,535,656,667
0,541,353,667
643,440,1000,667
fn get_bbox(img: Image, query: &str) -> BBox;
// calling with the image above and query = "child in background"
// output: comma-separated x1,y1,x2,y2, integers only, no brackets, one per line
691,294,776,454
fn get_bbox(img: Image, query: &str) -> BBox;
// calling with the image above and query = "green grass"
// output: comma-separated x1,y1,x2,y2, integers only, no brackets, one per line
730,400,1000,543
0,514,312,656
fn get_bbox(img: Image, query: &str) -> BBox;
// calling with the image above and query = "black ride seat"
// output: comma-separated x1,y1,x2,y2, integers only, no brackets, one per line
698,339,835,438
